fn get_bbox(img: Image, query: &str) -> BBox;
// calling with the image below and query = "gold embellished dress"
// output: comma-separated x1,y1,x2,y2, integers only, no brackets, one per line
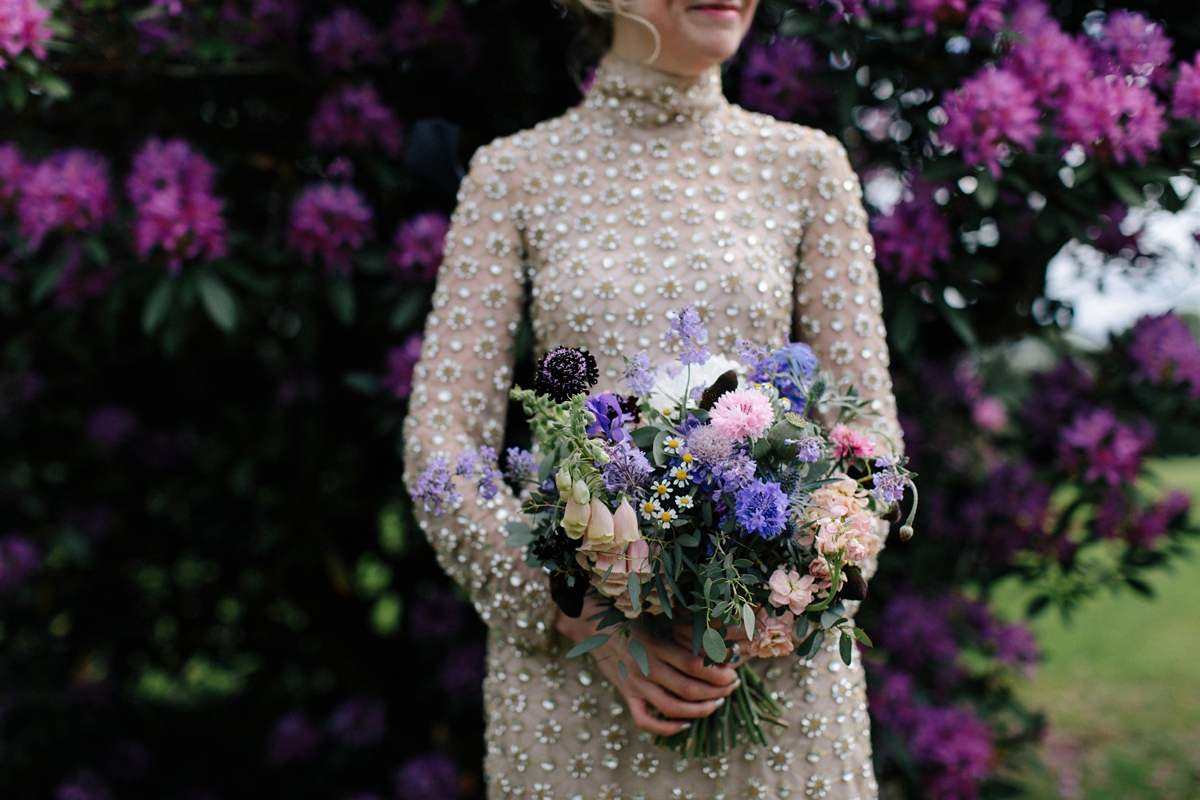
403,53,903,800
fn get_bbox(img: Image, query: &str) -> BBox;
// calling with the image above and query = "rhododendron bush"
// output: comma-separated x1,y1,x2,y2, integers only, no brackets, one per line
0,1,1196,799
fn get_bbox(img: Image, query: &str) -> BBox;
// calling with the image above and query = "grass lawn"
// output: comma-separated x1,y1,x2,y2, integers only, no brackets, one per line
998,458,1200,799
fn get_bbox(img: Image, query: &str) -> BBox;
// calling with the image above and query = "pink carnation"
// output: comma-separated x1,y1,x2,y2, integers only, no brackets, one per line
0,0,55,69
309,83,402,157
126,137,228,271
1172,53,1200,121
17,148,113,250
939,65,1042,178
709,388,775,441
829,424,875,460
391,211,450,281
311,7,382,71
767,568,816,615
287,182,374,275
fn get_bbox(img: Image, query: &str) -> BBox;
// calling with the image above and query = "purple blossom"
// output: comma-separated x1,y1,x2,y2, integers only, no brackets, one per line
534,347,598,402
408,587,465,640
441,640,485,699
866,664,917,729
0,534,38,593
126,138,228,271
662,304,710,366
988,621,1039,674
1022,359,1095,445
900,0,967,36
1128,490,1191,549
329,698,386,746
793,436,824,463
266,712,323,766
877,592,961,672
601,439,653,496
287,183,374,275
714,453,756,493
1087,203,1140,258
623,349,655,395
504,447,538,485
907,705,994,799
1054,74,1166,165
964,0,1006,38
391,212,450,282
871,464,907,504
18,149,114,249
871,180,953,283
387,1,478,68
55,772,112,800
412,457,461,516
1058,408,1152,487
685,425,734,466
381,334,423,400
311,7,382,71
749,341,817,412
395,753,459,800
453,446,500,500
734,479,788,538
219,0,300,48
1172,53,1200,120
939,65,1041,178
739,38,827,120
1095,10,1173,87
584,392,634,442
52,241,114,309
1004,3,1096,106
0,141,23,209
1127,311,1200,399
0,0,54,68
87,405,138,450
309,84,403,157
326,156,354,182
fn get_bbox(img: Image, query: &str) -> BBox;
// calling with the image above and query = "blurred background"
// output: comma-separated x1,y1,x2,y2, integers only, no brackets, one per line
0,1,1197,799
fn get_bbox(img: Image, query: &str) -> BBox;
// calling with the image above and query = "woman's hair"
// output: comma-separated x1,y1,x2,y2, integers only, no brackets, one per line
554,0,661,80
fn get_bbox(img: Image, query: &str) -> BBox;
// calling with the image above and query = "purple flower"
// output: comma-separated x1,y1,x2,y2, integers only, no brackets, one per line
1095,10,1173,87
51,242,114,309
601,439,653,496
662,304,710,366
877,592,960,672
0,0,54,69
750,341,818,412
584,392,634,442
1005,3,1096,106
1172,53,1200,120
0,141,23,209
267,712,323,766
287,183,374,275
504,447,538,485
126,138,228,271
1087,203,1140,258
1054,74,1167,165
311,7,382,70
866,664,917,729
714,453,756,493
623,350,655,395
396,753,459,800
939,66,1041,178
87,405,138,450
734,479,788,538
387,1,478,69
1058,408,1153,487
988,621,1039,674
739,38,826,120
1127,311,1200,399
1128,490,1191,549
534,347,599,403
309,84,403,157
408,587,465,640
326,156,354,182
907,705,994,798
871,464,907,504
329,698,386,746
441,640,485,699
452,446,500,500
685,425,734,467
219,0,300,48
0,534,38,593
792,437,824,463
871,180,953,283
18,149,113,249
381,334,423,400
55,772,112,800
412,457,461,516
391,212,450,282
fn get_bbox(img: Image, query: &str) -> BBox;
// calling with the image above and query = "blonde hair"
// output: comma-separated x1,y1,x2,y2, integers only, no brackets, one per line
554,0,662,65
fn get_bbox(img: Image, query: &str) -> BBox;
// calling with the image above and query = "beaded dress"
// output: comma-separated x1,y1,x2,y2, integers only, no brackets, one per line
403,53,902,800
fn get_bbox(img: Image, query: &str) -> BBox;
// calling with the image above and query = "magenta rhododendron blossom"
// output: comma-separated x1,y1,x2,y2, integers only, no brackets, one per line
382,333,424,400
17,149,114,249
1053,74,1166,164
1127,311,1200,398
310,83,402,157
939,65,1041,178
391,211,449,282
287,182,374,275
1005,1,1096,105
1058,408,1153,487
0,0,54,68
126,138,228,271
870,180,953,283
739,38,825,119
1095,9,1173,86
311,7,382,71
1172,52,1200,120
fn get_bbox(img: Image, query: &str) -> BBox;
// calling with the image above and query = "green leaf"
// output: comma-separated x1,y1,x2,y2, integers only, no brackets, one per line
31,255,69,305
629,639,650,677
852,627,873,647
628,573,641,611
196,272,238,333
975,170,997,210
1104,172,1145,208
566,633,610,658
82,237,110,266
631,426,659,449
342,372,378,394
370,592,402,636
701,627,726,664
676,533,699,547
618,659,627,680
741,603,755,641
390,291,427,331
7,78,26,111
839,631,854,665
327,278,356,325
142,276,176,335
37,72,71,101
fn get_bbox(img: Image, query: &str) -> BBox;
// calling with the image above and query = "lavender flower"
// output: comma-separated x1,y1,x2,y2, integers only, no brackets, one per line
454,449,477,478
662,304,710,366
871,461,907,504
584,392,634,442
685,425,734,466
475,446,501,500
734,479,788,538
714,453,756,493
0,534,39,593
329,698,386,746
601,439,653,496
534,347,598,403
792,436,824,463
395,753,459,800
623,349,654,395
267,712,323,766
412,457,460,515
504,447,538,484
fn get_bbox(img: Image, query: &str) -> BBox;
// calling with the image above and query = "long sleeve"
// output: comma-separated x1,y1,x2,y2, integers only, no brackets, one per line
402,140,557,653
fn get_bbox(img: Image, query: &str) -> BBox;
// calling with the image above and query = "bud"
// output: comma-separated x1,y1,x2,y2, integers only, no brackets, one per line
586,499,615,544
562,496,591,540
899,524,914,541
612,499,642,545
572,479,590,506
555,468,573,493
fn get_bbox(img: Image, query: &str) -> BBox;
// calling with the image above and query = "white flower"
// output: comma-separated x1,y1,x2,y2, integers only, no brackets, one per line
647,353,745,416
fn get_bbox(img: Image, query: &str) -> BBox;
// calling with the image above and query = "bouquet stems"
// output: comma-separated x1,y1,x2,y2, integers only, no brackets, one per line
654,662,786,758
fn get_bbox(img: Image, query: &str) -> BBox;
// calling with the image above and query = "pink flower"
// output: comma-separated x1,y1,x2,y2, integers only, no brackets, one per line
391,211,450,282
1127,311,1200,398
309,83,402,157
561,495,591,540
971,397,1008,432
286,182,374,275
829,424,875,460
311,7,382,71
387,0,478,69
939,65,1042,178
611,499,642,545
17,149,113,250
381,333,423,400
1171,53,1200,121
902,0,966,35
1096,9,1173,87
1004,3,1095,106
871,180,953,283
709,388,775,441
575,538,655,619
808,554,848,593
0,0,54,68
126,138,228,271
739,38,827,120
767,568,816,615
1054,74,1167,165
748,609,794,659
585,499,615,544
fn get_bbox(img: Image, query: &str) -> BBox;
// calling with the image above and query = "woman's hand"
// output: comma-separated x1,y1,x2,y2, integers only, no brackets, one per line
555,595,740,736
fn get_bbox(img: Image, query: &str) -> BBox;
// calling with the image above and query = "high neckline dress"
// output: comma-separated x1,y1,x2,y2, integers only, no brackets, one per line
403,52,903,800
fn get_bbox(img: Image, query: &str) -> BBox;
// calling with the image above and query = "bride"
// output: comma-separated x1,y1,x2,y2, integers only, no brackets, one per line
403,1,902,797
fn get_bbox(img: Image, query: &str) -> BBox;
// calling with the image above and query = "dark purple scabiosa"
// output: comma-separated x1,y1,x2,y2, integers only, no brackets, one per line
533,347,598,403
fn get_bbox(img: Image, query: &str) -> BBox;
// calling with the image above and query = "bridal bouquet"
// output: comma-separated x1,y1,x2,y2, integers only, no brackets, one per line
413,304,915,757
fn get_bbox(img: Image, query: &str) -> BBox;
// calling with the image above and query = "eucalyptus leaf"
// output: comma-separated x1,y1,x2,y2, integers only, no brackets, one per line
701,627,726,663
629,639,650,677
565,633,610,659
741,603,755,641
839,631,853,666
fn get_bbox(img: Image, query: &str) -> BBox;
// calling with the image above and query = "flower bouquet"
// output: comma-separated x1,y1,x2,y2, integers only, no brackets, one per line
414,305,916,758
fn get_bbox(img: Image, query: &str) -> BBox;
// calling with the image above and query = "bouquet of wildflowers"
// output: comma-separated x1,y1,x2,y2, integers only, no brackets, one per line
414,305,916,757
